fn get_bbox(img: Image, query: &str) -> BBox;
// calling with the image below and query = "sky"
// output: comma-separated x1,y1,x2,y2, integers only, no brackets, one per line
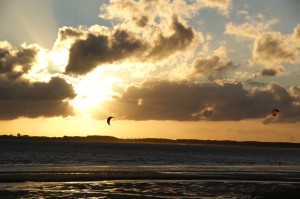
0,0,300,142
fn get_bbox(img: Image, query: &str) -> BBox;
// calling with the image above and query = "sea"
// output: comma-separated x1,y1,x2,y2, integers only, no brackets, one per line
0,139,300,198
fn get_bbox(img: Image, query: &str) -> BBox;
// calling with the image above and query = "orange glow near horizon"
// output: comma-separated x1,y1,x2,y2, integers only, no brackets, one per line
1,118,299,143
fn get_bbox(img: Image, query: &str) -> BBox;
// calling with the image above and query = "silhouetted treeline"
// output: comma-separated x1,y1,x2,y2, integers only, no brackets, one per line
125,138,300,148
0,134,118,142
0,134,299,148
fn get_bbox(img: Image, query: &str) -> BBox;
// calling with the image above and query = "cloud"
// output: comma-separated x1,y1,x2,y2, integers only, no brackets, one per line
250,32,297,67
290,85,300,98
293,24,300,39
225,15,300,68
244,66,283,88
0,40,76,120
244,67,284,86
57,26,86,41
192,56,237,80
200,0,232,15
0,76,76,120
261,83,300,124
261,68,276,77
224,15,278,39
245,79,267,87
134,15,149,27
97,80,300,123
100,0,232,24
0,41,39,76
260,68,283,77
63,0,233,75
190,45,238,80
147,15,194,60
65,15,195,75
65,29,145,74
100,0,156,28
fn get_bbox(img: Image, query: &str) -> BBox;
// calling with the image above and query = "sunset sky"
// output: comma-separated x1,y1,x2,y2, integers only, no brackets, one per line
0,0,300,142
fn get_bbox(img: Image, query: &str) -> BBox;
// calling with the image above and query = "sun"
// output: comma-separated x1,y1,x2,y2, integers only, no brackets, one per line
69,69,121,115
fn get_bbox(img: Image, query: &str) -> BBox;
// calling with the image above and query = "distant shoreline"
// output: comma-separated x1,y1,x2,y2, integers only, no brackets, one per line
1,134,299,148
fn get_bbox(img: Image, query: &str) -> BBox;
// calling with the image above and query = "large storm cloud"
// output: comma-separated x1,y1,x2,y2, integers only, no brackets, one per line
98,80,300,123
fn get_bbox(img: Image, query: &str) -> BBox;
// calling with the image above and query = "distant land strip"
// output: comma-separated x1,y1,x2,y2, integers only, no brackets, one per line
0,134,299,148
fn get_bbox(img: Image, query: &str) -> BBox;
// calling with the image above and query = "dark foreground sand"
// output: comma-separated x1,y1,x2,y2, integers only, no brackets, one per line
0,169,300,198
1,180,300,199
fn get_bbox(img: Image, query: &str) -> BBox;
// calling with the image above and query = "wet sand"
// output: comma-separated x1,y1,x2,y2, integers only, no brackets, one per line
0,179,300,198
1,167,300,198
1,170,300,183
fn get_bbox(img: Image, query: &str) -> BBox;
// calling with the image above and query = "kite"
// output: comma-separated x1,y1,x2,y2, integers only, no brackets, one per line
107,116,114,125
272,109,279,116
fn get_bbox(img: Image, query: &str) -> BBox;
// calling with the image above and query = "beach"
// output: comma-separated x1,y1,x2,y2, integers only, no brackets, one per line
1,165,300,198
1,140,300,198
1,180,299,198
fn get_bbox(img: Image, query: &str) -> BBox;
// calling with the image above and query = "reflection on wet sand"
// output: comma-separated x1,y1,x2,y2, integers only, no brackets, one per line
1,180,300,198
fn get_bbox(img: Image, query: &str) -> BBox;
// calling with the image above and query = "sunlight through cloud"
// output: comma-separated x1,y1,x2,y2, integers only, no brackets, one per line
70,68,121,116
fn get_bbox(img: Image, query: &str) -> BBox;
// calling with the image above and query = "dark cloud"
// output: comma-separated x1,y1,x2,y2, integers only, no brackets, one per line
65,15,194,75
97,80,300,123
0,77,76,120
0,48,9,59
261,68,277,76
147,16,194,59
65,29,145,74
0,77,75,100
0,43,38,75
133,15,149,27
192,56,237,80
58,26,85,41
0,100,74,120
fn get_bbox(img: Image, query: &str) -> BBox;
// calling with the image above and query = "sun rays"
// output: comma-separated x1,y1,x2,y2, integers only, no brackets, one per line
0,0,58,48
70,68,121,116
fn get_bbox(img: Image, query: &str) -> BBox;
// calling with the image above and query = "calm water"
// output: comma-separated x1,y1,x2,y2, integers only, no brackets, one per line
0,140,300,198
1,140,299,168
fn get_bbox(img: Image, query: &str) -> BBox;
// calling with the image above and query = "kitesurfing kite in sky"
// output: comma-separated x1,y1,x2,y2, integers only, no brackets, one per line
107,116,114,125
272,109,279,117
